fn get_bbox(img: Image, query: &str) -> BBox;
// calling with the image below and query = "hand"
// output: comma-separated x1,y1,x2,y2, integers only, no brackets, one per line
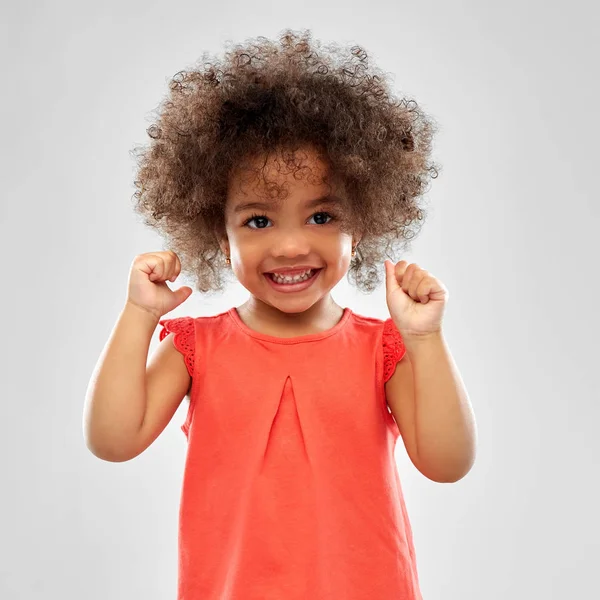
126,251,193,320
384,259,449,337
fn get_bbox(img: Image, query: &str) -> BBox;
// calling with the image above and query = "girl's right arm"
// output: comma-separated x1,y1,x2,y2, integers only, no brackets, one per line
82,251,193,462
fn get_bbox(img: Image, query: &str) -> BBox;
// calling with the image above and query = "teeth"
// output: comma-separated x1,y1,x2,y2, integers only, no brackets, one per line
271,269,314,284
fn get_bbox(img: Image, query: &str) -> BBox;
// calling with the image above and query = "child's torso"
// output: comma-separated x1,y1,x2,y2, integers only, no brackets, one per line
160,308,422,600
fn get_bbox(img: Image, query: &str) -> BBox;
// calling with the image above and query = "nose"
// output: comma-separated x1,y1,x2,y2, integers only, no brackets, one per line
271,230,311,259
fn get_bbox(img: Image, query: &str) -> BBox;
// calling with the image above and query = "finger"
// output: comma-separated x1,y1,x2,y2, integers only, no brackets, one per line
418,280,432,304
409,272,424,302
385,260,400,295
165,251,176,282
397,263,410,292
173,286,193,304
407,268,422,298
155,255,172,283
174,253,182,281
164,250,177,283
148,255,166,282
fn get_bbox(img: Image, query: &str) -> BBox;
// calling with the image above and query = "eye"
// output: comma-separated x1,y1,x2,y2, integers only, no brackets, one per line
243,214,271,229
242,211,335,229
308,212,334,225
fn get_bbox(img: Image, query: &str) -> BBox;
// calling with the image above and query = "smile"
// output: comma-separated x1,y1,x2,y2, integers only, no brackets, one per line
264,268,322,293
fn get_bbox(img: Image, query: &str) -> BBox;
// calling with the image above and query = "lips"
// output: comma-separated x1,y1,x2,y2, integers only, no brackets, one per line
264,268,322,292
268,268,315,283
265,266,322,275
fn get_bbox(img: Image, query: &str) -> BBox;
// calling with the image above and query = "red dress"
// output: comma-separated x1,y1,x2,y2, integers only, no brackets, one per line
159,307,421,599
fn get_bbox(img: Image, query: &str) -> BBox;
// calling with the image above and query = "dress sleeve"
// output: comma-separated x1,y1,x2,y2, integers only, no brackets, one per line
158,317,195,379
382,318,406,383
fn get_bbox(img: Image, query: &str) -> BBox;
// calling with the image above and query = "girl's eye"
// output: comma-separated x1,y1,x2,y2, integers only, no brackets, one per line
243,215,271,229
242,211,335,229
308,212,334,225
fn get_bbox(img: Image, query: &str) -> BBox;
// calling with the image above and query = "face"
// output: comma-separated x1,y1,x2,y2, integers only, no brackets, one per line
221,147,360,315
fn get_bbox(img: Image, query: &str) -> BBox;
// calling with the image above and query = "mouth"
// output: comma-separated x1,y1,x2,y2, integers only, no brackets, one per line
264,268,322,293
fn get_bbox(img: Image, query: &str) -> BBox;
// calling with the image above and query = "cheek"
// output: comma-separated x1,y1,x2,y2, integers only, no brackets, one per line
330,238,353,263
320,248,352,278
231,241,262,273
337,254,352,273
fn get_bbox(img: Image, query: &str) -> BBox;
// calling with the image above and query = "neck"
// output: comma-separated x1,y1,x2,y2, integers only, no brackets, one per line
237,294,344,337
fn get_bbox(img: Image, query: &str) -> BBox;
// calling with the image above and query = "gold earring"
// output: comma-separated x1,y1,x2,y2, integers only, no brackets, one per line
351,245,357,258
225,256,231,265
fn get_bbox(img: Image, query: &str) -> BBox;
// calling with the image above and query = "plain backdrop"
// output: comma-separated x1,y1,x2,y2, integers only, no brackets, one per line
1,1,598,598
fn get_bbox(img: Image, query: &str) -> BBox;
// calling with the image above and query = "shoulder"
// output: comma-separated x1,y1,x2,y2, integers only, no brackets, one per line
349,311,403,336
157,311,235,374
158,309,237,345
347,311,406,369
347,310,390,336
348,310,384,326
158,315,195,340
159,309,231,329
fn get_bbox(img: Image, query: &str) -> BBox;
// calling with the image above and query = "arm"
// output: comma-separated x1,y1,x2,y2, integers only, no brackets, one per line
385,330,477,483
82,302,190,462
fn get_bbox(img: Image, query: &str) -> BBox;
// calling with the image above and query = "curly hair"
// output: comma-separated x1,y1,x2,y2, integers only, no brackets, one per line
131,28,441,294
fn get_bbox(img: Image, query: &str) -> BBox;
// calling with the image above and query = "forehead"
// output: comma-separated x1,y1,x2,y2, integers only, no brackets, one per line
230,194,345,216
226,146,346,210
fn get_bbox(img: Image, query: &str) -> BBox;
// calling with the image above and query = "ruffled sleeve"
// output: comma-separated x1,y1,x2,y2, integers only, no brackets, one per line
158,317,195,379
382,318,406,383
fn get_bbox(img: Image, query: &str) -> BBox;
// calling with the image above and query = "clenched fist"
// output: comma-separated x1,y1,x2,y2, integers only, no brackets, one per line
126,251,193,320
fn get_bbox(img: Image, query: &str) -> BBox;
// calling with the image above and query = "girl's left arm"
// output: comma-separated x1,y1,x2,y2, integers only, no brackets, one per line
385,330,477,483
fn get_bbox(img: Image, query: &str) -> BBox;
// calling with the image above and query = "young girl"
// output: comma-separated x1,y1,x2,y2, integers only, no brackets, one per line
84,29,476,600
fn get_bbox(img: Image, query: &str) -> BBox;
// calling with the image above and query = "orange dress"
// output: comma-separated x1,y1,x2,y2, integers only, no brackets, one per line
158,307,422,600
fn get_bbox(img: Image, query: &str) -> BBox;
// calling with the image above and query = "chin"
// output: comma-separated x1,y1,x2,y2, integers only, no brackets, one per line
267,298,321,314
259,286,324,312
253,281,329,314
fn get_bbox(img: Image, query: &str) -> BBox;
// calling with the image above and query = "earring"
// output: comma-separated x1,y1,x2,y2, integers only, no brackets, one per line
225,256,231,265
351,245,357,258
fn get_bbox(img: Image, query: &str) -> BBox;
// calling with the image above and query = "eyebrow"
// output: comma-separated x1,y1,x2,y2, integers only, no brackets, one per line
232,195,342,214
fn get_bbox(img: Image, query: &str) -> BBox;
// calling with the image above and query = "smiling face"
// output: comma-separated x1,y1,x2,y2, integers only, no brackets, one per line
220,146,360,316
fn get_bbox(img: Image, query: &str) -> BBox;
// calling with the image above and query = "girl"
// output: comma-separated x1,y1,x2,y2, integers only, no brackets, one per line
84,29,476,600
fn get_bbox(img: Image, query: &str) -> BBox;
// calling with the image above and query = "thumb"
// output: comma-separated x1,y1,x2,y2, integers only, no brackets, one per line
384,260,399,296
172,286,193,306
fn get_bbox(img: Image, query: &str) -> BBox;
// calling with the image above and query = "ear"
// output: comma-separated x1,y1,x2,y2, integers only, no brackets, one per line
217,227,229,255
219,237,229,256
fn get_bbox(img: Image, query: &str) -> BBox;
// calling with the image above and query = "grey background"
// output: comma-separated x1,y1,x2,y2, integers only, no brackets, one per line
1,1,598,598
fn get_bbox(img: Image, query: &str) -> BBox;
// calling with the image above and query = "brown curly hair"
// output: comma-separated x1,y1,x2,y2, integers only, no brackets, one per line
131,28,441,294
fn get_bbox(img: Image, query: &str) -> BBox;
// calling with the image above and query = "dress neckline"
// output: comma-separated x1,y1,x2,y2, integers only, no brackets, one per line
227,306,352,344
